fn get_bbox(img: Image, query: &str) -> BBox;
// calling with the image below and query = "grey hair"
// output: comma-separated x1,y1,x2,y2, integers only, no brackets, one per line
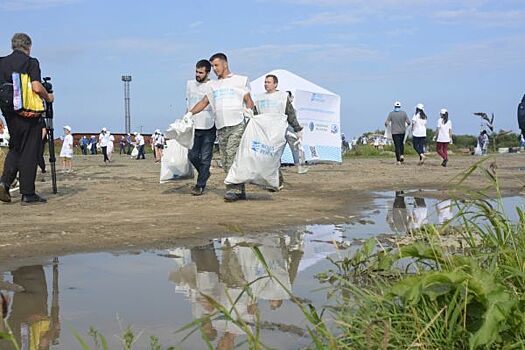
11,33,32,51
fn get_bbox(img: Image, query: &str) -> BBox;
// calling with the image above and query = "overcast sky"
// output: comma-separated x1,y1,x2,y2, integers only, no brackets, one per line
1,0,524,137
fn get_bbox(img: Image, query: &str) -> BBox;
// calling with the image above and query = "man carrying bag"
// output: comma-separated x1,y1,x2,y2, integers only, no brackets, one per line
0,33,54,204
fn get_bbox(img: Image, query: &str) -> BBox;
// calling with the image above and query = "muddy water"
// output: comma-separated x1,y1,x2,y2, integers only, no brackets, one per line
0,193,522,350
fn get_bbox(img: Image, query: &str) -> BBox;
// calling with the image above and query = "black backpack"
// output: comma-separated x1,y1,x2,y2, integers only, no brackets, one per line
0,56,14,111
518,94,525,131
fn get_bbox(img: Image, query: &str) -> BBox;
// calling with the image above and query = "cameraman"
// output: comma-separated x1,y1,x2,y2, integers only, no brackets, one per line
0,33,53,204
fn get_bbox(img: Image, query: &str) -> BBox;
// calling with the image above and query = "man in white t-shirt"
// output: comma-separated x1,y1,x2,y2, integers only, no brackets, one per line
186,53,254,202
98,127,110,164
134,132,145,160
187,60,216,196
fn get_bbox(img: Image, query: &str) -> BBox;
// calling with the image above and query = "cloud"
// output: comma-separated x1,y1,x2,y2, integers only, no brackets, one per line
292,12,363,26
100,37,186,55
0,0,80,11
189,21,203,29
432,8,525,26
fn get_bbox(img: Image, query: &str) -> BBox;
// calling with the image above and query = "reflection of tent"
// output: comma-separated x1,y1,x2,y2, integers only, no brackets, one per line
251,69,342,163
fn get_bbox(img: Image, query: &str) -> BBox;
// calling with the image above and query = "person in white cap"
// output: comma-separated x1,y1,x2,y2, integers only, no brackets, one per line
59,125,73,172
411,103,428,165
106,130,115,162
98,127,110,164
154,129,165,162
385,101,410,165
434,108,453,167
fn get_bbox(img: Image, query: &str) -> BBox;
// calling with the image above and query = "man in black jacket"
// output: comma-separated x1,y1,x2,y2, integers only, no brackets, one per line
0,33,54,205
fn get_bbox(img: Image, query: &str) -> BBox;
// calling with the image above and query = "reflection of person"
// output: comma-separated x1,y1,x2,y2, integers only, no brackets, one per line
0,33,54,204
437,199,453,224
253,75,303,190
387,191,409,233
408,197,428,231
2,264,60,350
385,101,410,165
411,103,427,165
187,60,216,196
434,109,453,167
187,53,255,202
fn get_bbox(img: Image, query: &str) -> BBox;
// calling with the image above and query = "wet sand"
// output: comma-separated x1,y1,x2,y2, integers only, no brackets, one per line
0,152,523,265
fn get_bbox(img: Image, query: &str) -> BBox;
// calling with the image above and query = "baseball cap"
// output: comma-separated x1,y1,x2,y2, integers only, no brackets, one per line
416,103,424,110
394,101,401,108
440,108,448,115
63,125,71,131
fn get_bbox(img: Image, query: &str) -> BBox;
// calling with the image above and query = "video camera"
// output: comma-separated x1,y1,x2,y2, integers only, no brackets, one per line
42,77,53,94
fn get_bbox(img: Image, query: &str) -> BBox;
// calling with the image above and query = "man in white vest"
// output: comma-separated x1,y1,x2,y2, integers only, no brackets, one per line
186,60,216,196
253,74,303,189
185,53,254,202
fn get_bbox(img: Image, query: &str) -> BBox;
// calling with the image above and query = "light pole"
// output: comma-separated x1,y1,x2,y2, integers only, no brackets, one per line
121,75,132,134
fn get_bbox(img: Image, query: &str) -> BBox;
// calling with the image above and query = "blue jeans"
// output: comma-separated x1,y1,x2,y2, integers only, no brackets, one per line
412,136,426,158
137,144,145,159
188,127,216,188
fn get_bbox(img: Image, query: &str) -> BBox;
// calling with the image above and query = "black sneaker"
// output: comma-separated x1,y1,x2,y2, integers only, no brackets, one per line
442,159,448,167
21,194,47,205
191,186,205,196
0,182,11,203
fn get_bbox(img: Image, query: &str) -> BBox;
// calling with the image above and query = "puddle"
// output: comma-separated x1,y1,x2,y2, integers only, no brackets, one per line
0,193,522,349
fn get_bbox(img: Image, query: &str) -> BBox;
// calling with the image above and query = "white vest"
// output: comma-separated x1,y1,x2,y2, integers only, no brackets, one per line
186,80,215,130
206,74,249,130
254,91,288,115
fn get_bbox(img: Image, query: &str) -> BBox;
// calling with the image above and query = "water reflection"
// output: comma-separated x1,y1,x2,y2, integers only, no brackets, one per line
1,260,60,350
0,194,520,349
168,234,308,349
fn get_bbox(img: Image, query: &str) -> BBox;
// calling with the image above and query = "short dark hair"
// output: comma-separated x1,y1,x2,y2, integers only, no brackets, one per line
209,52,227,62
196,59,211,72
266,74,278,84
11,33,32,51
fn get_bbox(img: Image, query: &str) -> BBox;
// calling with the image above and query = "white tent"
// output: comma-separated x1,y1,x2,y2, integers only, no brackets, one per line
251,69,342,163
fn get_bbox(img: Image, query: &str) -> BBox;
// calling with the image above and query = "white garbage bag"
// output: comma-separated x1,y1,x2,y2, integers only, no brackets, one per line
474,144,482,156
130,146,138,158
384,123,392,140
225,113,288,189
165,115,195,149
160,139,194,183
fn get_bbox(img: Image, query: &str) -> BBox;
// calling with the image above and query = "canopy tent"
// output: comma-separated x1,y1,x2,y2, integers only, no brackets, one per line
250,69,342,163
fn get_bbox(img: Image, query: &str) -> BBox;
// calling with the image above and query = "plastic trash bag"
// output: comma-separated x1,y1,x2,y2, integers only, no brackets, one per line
384,123,392,140
225,113,288,189
130,146,138,158
160,139,194,183
165,114,195,149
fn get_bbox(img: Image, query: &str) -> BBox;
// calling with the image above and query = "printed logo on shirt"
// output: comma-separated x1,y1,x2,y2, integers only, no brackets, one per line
213,88,237,100
331,124,339,134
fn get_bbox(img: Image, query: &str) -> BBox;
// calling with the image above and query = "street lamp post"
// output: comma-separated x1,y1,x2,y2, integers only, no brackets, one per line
121,75,132,134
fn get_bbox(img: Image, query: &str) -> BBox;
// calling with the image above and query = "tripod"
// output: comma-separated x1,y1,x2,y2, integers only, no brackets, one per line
42,77,57,194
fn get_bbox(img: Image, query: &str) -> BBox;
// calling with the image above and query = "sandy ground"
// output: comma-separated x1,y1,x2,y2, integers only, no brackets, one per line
0,151,523,266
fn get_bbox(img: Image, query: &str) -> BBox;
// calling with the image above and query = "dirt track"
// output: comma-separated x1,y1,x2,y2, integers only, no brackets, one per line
0,152,523,266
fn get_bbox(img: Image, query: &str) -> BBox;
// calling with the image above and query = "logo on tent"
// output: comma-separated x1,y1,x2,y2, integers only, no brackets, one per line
309,122,315,132
331,124,339,134
310,93,325,103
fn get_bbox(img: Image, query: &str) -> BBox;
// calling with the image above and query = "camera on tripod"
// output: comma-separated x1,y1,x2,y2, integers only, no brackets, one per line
42,77,53,94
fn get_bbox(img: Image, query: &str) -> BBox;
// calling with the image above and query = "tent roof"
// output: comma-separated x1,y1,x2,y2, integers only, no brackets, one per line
250,69,337,96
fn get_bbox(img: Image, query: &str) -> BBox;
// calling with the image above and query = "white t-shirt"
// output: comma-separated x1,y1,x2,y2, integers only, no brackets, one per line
60,134,73,158
135,134,145,146
206,74,250,130
411,113,427,137
187,80,215,130
254,91,288,115
436,119,452,143
155,134,165,146
98,132,110,147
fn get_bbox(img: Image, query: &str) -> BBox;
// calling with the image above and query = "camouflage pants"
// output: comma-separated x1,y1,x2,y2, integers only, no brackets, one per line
217,122,245,191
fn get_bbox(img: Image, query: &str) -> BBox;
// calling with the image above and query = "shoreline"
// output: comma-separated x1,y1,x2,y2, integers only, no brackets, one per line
0,153,523,267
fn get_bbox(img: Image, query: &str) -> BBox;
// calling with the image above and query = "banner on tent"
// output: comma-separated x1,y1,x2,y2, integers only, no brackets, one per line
281,89,342,163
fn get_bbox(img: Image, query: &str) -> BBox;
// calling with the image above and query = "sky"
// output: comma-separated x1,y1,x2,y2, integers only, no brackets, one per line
0,0,524,137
